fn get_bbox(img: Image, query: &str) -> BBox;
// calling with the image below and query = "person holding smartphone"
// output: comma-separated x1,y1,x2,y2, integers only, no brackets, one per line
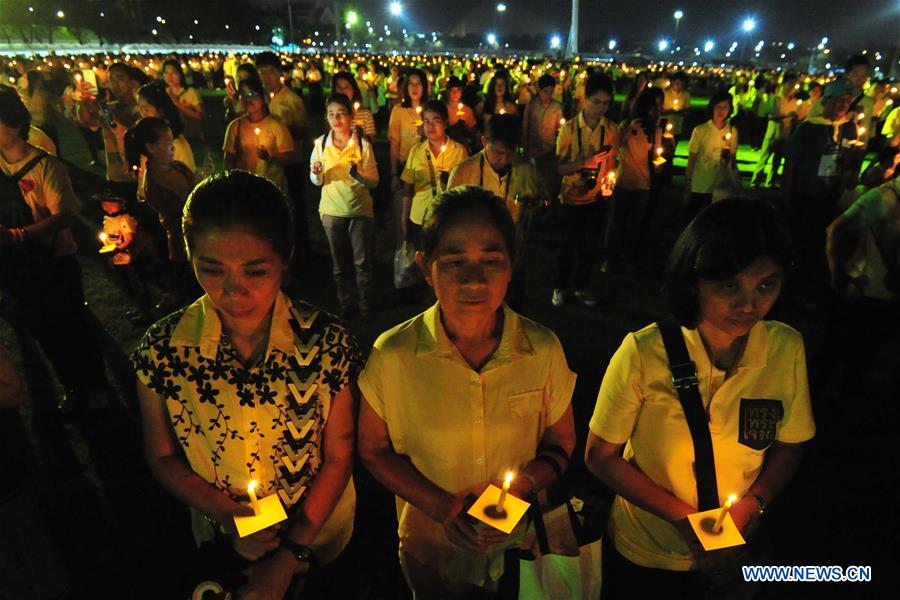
552,73,620,308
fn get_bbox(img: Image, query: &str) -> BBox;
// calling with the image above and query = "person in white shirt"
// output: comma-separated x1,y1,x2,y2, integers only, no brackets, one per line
684,91,740,223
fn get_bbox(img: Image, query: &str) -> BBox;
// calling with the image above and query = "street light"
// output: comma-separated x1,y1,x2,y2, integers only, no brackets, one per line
608,39,617,51
550,35,561,50
347,10,359,26
742,18,756,33
674,10,684,39
658,39,669,52
389,2,403,17
704,39,715,53
497,3,507,12
487,32,497,45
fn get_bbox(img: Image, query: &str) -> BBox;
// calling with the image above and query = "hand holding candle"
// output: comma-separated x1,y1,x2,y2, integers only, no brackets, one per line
712,493,737,533
496,471,513,511
247,480,261,516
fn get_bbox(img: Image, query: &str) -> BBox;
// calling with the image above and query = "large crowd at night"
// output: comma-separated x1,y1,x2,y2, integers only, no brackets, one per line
0,45,896,598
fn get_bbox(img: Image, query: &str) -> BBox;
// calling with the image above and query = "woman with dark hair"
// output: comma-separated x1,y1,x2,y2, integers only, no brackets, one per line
223,77,295,193
223,63,259,122
162,59,204,141
388,69,429,242
125,116,197,311
610,90,665,272
622,71,652,122
359,186,576,597
21,70,62,154
137,82,196,172
400,100,468,245
133,170,361,599
586,198,815,599
476,73,518,127
331,72,376,140
683,91,740,224
310,94,379,319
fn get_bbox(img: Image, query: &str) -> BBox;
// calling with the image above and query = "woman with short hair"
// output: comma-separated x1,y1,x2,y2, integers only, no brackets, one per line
586,198,815,599
133,171,361,598
359,186,576,597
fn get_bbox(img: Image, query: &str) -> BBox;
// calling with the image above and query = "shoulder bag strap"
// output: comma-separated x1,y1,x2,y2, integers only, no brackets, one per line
10,150,49,182
657,319,720,511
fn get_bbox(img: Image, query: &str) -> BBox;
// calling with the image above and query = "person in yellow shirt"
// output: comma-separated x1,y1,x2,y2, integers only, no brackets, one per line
358,187,576,598
389,69,430,245
401,100,468,246
553,73,619,309
310,95,380,319
662,72,691,137
586,198,815,598
522,74,564,199
257,51,311,252
162,59,204,145
223,78,296,193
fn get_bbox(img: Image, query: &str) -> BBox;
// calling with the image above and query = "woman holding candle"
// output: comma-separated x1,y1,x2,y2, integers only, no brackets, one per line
358,187,577,598
125,117,198,312
683,91,741,224
401,100,468,246
331,71,377,140
609,91,665,273
133,171,361,598
389,69,429,245
310,94,379,320
585,198,815,598
445,76,478,152
162,59,205,144
223,63,259,122
475,73,519,128
223,77,295,193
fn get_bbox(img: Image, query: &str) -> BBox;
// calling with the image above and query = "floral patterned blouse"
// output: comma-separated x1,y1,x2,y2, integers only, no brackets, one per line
132,292,362,559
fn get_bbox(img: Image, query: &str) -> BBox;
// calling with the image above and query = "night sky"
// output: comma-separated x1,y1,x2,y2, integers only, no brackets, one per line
256,0,899,52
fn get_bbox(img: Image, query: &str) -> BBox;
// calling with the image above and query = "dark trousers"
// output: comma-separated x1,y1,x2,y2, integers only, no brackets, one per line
684,193,713,226
555,202,608,290
285,162,309,252
2,255,108,396
602,536,703,599
790,192,841,297
608,188,651,271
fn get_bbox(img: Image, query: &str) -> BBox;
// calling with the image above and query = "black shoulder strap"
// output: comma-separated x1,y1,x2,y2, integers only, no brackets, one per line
657,319,720,511
8,150,48,183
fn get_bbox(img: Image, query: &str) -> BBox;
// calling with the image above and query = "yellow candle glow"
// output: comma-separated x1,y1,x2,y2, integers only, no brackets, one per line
99,232,108,244
247,480,261,516
353,101,360,111
887,99,895,107
254,127,261,146
497,471,513,510
858,126,866,137
440,144,446,153
674,99,680,108
657,147,664,157
75,73,82,82
499,108,507,115
713,494,737,533
415,106,422,114
857,112,865,121
269,92,275,99
560,117,566,126
666,122,673,133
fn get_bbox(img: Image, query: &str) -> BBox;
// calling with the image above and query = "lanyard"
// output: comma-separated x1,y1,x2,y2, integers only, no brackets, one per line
424,140,447,197
574,116,605,160
479,152,511,204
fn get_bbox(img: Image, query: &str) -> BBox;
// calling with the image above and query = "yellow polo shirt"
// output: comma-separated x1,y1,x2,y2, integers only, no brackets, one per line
309,131,378,218
401,138,468,224
267,85,309,143
589,320,815,571
388,105,423,163
223,114,293,192
446,151,544,223
358,303,576,586
557,113,620,205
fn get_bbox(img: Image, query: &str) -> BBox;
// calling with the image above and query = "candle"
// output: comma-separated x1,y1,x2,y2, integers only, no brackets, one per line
497,471,513,511
254,127,261,146
887,99,895,107
713,494,737,533
75,73,82,82
99,232,109,244
269,92,275,99
247,480,261,516
674,98,680,109
353,101,360,112
559,117,566,126
499,108,507,115
440,144,446,154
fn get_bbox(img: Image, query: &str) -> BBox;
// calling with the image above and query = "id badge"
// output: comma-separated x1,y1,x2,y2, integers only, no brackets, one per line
817,147,840,180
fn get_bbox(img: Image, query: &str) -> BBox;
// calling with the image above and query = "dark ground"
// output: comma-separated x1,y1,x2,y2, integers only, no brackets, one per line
0,91,895,599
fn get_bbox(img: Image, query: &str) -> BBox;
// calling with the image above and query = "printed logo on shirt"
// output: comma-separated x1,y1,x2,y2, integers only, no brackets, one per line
738,398,783,450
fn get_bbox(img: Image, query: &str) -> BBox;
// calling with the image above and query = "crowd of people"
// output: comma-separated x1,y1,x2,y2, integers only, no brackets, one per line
1,47,898,598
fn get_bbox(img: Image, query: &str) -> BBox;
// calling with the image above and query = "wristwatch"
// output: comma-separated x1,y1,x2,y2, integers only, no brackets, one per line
280,539,318,572
749,492,768,517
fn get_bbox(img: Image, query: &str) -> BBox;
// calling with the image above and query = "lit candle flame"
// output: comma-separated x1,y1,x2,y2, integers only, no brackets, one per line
666,122,673,132
254,127,261,136
99,232,108,244
858,126,866,136
560,117,566,125
269,92,275,99
499,108,506,115
712,493,738,533
247,480,261,516
458,102,464,110
440,144,446,153
725,132,732,141
657,147,664,156
353,101,360,111
415,106,422,114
